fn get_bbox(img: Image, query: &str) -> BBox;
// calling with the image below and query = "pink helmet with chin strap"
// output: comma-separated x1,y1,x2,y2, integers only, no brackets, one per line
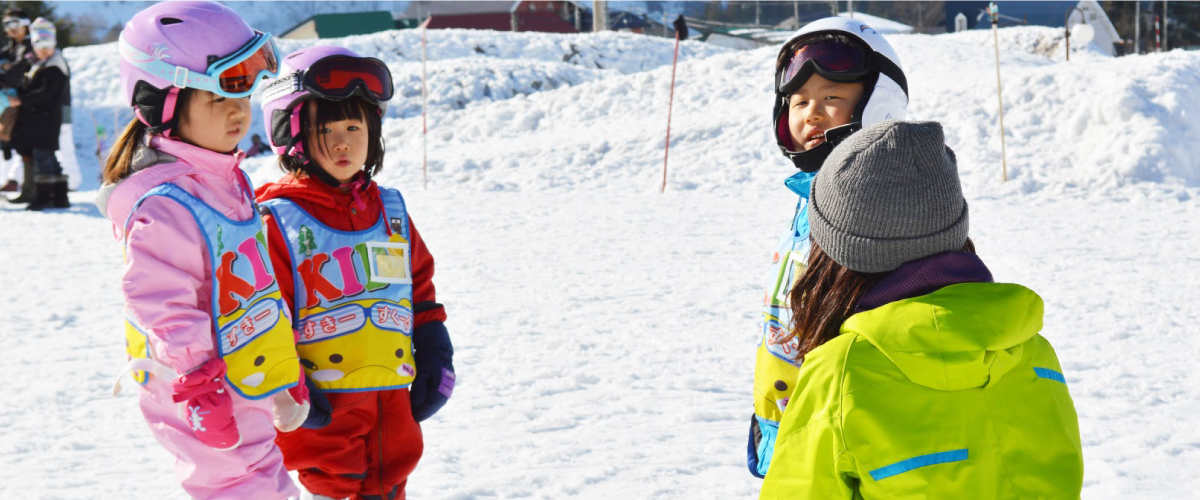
118,1,279,135
260,45,394,158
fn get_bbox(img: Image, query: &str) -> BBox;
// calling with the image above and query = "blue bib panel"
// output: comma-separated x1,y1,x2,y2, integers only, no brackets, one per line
750,171,816,477
260,187,416,393
758,172,814,365
124,180,300,400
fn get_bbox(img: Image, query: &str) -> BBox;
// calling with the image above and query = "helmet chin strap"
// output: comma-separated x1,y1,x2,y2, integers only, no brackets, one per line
790,142,833,173
781,122,862,172
283,135,342,188
135,85,182,138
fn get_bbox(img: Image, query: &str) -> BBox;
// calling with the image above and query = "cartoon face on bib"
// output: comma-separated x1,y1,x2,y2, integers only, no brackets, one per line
211,228,301,399
296,297,416,391
217,292,301,396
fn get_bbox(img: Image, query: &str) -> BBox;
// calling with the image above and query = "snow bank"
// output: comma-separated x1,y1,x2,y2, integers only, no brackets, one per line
63,26,1200,197
895,31,1200,196
63,29,728,191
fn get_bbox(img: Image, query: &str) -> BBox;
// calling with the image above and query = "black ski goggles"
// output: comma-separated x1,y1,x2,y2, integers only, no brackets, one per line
304,55,394,103
776,38,870,96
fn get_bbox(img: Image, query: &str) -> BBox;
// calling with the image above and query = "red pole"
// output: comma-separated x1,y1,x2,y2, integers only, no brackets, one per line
662,35,679,193
1155,15,1161,51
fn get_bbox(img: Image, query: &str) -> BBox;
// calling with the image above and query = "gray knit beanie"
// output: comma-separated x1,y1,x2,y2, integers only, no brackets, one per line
808,120,968,273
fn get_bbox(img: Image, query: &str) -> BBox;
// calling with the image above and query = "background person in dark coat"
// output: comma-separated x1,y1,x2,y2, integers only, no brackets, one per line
0,8,32,85
0,8,33,197
9,17,69,210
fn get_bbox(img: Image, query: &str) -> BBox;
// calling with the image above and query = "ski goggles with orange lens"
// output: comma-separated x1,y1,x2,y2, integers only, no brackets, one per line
119,31,280,98
302,55,394,103
776,38,870,96
206,31,280,96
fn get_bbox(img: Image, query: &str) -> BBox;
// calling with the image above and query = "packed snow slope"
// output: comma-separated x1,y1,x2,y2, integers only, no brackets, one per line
2,26,1199,499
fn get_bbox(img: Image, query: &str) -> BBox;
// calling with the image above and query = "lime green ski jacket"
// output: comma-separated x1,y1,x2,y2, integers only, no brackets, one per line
760,282,1083,499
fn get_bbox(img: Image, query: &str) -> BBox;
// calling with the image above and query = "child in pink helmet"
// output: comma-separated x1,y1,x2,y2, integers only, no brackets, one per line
96,2,310,498
256,46,455,500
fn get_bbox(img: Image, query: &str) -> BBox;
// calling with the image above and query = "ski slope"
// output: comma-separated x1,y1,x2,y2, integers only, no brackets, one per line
3,26,1200,499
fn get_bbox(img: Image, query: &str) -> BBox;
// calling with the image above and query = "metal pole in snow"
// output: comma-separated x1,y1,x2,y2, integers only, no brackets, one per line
662,34,679,193
421,21,429,190
1135,1,1141,54
989,3,1009,182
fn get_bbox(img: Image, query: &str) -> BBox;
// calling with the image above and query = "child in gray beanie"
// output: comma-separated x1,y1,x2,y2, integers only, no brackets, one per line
760,120,1084,500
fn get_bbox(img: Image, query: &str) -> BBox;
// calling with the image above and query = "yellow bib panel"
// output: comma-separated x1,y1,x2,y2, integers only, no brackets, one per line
123,317,152,385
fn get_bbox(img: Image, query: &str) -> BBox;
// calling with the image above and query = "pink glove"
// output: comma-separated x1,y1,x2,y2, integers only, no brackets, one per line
172,359,241,451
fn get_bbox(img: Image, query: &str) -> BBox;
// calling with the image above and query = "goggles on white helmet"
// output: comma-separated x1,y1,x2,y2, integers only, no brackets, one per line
772,18,909,173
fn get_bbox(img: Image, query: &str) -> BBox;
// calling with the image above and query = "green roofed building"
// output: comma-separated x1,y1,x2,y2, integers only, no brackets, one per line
281,11,397,39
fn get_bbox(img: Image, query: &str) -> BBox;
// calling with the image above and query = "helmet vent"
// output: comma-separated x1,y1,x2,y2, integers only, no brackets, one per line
159,17,183,25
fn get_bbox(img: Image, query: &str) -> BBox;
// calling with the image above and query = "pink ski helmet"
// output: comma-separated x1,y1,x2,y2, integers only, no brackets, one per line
118,1,279,134
260,46,394,157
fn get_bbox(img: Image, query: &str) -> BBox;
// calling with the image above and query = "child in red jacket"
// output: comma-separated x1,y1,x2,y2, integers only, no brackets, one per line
255,46,455,500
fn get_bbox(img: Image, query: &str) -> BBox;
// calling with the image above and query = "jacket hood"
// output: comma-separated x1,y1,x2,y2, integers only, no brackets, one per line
255,171,376,209
31,50,69,78
843,282,1044,391
95,145,181,224
96,136,244,227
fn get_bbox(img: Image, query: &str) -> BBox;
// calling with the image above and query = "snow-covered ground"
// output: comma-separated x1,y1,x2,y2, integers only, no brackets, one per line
3,26,1200,499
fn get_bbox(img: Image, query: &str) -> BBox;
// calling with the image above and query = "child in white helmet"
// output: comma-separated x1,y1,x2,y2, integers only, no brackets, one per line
749,16,909,478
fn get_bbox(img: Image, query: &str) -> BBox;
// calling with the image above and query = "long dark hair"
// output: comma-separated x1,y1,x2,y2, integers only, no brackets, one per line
779,238,976,361
278,96,385,178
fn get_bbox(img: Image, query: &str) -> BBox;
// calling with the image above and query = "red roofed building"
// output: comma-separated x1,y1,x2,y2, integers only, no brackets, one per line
400,1,585,33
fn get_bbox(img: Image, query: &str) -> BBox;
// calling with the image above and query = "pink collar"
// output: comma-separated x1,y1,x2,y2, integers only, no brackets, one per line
148,135,245,176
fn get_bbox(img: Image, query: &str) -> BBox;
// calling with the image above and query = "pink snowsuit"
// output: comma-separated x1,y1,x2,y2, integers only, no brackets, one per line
99,135,298,500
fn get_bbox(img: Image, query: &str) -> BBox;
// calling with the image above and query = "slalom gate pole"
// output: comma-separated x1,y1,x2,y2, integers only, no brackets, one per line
422,24,429,190
662,34,679,193
990,4,1009,182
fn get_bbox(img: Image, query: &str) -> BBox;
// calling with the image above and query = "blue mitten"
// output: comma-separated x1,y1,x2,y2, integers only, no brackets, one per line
300,371,332,429
409,321,454,422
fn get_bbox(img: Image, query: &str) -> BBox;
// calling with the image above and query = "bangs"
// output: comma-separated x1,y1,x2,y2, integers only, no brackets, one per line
278,95,386,180
309,95,373,130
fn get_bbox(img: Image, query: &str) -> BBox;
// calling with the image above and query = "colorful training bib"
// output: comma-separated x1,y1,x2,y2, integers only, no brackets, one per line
750,171,815,477
260,187,416,392
124,180,300,400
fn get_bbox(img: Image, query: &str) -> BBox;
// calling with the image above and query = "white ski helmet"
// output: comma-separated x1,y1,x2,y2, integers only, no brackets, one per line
773,17,908,172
